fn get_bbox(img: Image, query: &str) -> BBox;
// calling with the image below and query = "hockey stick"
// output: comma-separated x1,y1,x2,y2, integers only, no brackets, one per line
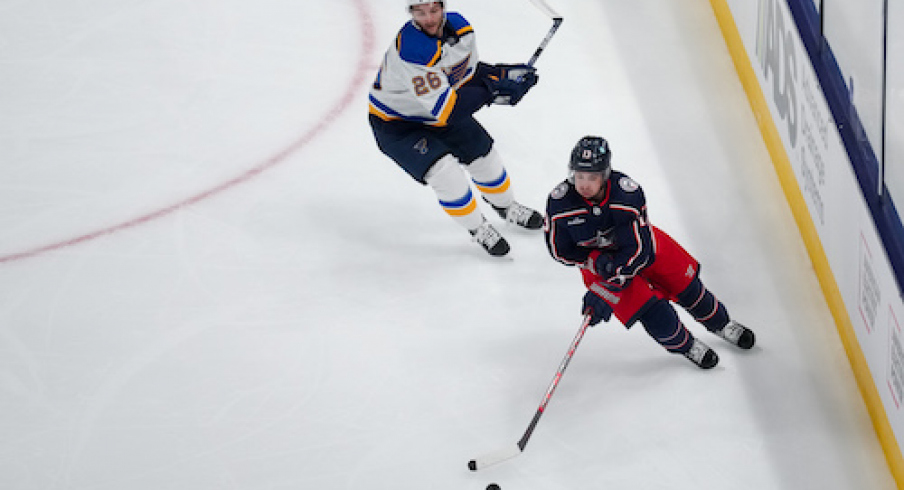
468,313,593,471
525,0,563,67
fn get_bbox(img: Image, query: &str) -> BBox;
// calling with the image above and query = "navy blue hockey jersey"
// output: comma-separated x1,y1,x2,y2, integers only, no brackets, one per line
544,171,655,282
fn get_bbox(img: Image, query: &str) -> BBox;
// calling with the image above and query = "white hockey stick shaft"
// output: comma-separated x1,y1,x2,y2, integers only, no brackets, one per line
526,0,563,67
527,0,561,19
468,314,592,471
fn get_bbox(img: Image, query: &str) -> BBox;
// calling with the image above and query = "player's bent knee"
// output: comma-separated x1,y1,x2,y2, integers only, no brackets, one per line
639,300,691,353
675,277,704,308
467,148,504,180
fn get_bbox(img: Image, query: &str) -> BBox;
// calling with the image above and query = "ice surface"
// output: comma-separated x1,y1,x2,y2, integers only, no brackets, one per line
0,0,895,489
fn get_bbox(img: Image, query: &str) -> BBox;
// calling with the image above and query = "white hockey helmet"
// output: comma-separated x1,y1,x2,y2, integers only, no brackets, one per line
407,0,445,12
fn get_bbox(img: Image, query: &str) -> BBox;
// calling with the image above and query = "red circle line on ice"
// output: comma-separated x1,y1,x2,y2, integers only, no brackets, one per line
0,0,375,264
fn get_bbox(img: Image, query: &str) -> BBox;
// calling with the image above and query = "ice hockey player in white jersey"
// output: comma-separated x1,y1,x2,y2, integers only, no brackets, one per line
369,0,543,256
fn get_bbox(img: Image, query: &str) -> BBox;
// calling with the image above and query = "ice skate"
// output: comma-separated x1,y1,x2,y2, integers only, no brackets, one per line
717,320,755,349
683,338,719,369
491,201,543,230
470,220,510,256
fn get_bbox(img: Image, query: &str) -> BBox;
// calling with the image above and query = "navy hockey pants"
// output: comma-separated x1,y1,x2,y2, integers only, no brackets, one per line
369,114,493,184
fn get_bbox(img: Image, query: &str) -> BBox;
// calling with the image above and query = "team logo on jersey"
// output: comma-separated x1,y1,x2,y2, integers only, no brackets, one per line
413,138,429,155
444,54,471,87
577,229,614,248
550,182,568,199
619,176,639,192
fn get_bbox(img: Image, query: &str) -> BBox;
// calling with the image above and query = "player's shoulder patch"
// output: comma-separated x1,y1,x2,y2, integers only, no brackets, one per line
445,12,473,36
618,176,639,193
550,182,569,200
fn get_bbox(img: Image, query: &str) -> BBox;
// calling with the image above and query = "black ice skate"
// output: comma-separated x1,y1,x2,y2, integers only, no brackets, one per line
684,338,719,369
717,320,755,349
491,201,543,230
470,220,510,256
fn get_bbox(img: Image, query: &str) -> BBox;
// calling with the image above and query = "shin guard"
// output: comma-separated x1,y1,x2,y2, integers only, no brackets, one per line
675,277,729,333
467,149,514,210
639,300,693,354
425,154,484,231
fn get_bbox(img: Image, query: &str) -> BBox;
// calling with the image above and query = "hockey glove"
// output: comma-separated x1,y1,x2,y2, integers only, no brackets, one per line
582,290,613,326
486,63,538,106
585,250,616,277
585,250,628,292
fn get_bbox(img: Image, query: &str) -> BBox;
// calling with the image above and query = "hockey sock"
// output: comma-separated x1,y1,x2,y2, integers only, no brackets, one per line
675,277,730,333
425,154,484,231
639,300,693,355
467,149,514,210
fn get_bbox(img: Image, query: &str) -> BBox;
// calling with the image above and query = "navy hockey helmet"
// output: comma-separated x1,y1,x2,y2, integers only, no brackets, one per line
569,136,612,180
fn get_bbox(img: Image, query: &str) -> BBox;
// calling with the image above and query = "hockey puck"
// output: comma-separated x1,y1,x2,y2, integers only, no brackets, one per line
486,484,501,490
468,460,477,471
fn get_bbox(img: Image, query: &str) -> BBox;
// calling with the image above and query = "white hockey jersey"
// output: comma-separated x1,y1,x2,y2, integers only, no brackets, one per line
368,13,480,127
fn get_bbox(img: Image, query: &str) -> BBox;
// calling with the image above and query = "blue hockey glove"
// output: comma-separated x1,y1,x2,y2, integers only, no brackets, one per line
486,63,538,106
582,290,613,326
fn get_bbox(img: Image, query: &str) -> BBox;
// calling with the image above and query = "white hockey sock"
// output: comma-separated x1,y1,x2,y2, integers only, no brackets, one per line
467,148,514,210
425,154,484,231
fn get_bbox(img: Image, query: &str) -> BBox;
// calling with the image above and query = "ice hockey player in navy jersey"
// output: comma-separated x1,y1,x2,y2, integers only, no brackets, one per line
369,0,543,257
544,136,756,368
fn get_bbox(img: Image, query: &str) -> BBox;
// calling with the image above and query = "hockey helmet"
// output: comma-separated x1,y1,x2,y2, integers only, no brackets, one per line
569,136,612,179
407,0,444,11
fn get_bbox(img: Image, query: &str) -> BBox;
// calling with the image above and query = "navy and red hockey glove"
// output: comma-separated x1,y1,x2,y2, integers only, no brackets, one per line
585,250,629,292
582,291,613,326
586,250,615,277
